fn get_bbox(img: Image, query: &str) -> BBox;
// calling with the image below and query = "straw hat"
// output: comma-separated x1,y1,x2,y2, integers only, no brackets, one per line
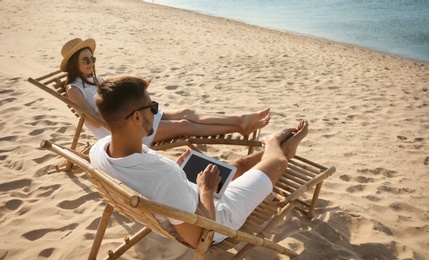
60,38,96,72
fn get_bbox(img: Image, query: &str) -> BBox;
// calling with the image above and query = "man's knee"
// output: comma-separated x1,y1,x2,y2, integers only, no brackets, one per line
233,157,254,172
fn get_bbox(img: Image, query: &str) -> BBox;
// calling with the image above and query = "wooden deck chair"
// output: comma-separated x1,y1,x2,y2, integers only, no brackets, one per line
28,70,107,171
40,139,336,260
28,70,262,168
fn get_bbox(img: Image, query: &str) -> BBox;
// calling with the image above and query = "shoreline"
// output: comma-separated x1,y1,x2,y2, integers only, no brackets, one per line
1,0,428,259
144,1,429,64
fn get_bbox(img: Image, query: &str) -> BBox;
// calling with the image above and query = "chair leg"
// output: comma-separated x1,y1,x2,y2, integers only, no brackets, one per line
65,115,86,171
88,203,113,260
105,227,152,260
193,229,214,260
186,142,201,153
247,129,261,155
306,182,323,220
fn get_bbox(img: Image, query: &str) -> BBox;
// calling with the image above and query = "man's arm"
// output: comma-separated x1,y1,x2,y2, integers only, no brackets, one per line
172,164,220,248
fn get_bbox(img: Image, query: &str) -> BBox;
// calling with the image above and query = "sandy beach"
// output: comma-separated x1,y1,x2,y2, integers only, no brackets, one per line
1,0,428,259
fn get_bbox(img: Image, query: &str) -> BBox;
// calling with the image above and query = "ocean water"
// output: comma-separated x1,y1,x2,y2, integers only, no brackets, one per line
147,0,429,62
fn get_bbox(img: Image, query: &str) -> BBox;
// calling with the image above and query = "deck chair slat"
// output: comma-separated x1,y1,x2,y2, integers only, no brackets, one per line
287,164,317,179
284,172,310,187
289,158,322,175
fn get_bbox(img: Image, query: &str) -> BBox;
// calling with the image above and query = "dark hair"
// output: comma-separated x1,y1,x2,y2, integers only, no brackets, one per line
64,47,97,91
95,75,150,128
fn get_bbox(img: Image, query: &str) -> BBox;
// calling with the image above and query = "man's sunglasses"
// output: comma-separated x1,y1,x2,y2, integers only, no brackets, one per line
125,101,159,120
82,56,96,65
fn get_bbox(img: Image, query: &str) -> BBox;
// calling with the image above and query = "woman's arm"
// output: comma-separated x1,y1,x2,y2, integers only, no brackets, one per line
66,86,106,128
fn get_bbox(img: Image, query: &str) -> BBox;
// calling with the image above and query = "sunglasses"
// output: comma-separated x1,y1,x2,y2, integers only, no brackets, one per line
125,101,159,120
82,56,96,65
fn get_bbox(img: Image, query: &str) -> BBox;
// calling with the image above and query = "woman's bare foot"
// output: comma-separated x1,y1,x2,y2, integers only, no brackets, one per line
281,120,308,159
240,108,270,136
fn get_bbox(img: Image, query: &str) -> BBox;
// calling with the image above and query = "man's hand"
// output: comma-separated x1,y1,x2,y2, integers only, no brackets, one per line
176,149,191,166
196,164,220,223
197,164,221,194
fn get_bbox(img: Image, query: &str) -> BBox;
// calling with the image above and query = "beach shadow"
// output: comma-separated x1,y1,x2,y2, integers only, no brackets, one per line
270,203,411,260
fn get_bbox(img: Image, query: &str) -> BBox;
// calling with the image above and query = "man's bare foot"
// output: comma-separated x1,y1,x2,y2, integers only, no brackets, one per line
240,108,270,136
261,127,296,146
281,120,308,159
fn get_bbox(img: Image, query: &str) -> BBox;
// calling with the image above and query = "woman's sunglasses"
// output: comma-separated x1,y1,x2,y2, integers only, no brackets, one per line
125,101,159,120
82,56,96,65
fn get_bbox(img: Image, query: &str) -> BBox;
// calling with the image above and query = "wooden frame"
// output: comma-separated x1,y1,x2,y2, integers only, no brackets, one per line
40,139,336,259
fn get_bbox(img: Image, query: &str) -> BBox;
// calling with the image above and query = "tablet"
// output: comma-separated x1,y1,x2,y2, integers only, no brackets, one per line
181,150,236,198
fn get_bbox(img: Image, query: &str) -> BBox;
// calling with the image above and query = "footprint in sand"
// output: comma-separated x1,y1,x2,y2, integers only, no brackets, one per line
22,223,78,241
355,176,374,183
24,97,44,107
165,85,179,90
34,184,61,198
4,199,23,210
29,129,45,136
0,89,14,95
0,179,32,192
346,184,365,193
378,185,415,195
357,167,396,178
57,193,99,210
39,248,55,258
0,97,17,106
365,195,381,202
339,174,350,182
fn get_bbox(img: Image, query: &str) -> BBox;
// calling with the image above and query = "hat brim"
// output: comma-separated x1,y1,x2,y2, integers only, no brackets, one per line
60,38,96,72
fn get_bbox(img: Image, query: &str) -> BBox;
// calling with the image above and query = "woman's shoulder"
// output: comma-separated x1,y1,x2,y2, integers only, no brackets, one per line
67,77,84,88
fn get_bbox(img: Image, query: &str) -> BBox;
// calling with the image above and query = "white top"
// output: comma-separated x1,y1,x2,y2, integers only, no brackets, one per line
68,77,162,145
90,136,273,244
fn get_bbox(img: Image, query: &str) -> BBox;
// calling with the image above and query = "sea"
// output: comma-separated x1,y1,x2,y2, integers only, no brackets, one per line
146,0,429,63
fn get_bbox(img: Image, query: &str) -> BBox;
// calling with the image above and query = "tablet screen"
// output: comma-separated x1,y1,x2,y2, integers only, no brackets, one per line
181,151,236,198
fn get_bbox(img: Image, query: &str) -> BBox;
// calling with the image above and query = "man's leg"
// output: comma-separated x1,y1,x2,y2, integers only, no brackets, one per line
281,120,308,159
259,121,308,185
231,121,308,184
230,151,264,180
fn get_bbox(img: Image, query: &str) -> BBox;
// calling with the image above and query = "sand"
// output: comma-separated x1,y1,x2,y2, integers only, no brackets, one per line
1,0,428,259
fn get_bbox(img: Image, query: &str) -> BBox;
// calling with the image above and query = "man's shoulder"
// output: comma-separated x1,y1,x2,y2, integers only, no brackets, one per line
89,136,111,161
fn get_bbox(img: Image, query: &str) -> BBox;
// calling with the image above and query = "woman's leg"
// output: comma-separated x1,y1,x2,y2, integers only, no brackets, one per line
152,119,241,143
162,107,270,136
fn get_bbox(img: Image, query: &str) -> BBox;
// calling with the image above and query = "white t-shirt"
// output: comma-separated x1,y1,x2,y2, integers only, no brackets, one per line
90,136,273,244
68,77,162,145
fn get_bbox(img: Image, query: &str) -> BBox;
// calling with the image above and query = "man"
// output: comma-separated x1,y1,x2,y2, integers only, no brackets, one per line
90,75,308,247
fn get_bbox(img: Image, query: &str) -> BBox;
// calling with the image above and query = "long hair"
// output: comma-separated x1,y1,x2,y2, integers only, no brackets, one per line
64,47,97,92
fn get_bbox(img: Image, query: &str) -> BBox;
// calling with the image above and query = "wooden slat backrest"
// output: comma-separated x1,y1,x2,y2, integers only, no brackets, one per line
28,72,108,128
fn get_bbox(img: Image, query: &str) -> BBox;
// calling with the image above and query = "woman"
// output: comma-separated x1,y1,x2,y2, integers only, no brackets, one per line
60,38,270,145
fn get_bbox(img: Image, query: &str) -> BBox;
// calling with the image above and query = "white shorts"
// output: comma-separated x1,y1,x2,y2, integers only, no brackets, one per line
212,168,273,244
